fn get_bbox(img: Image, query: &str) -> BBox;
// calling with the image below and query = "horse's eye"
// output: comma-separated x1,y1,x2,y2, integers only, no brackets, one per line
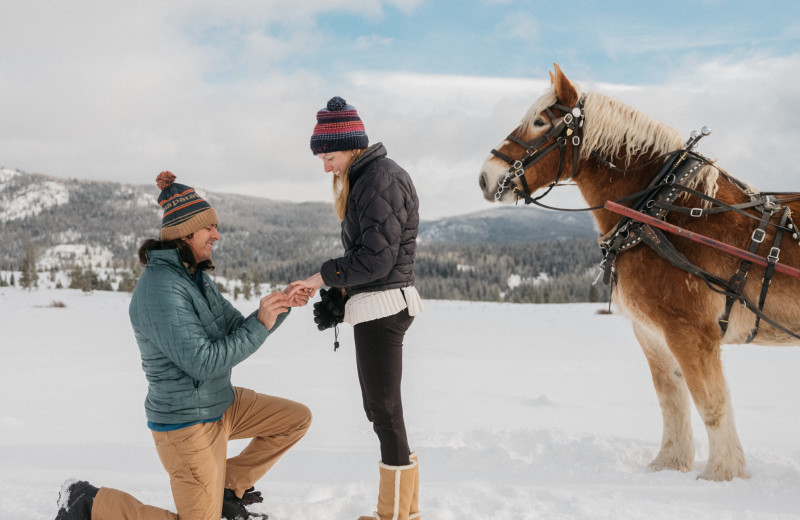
534,118,546,127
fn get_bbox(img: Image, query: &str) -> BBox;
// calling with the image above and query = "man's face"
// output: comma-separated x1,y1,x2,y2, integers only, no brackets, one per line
183,224,220,263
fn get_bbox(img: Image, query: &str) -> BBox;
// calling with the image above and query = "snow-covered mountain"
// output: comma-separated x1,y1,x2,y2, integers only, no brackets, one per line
0,168,342,273
0,168,597,273
418,205,596,244
0,169,70,223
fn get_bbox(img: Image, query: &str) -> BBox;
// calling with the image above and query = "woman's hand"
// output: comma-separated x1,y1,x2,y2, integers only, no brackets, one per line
287,273,325,299
284,285,311,307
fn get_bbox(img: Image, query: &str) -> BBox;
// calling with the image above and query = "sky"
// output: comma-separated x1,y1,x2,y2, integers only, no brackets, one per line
2,0,800,219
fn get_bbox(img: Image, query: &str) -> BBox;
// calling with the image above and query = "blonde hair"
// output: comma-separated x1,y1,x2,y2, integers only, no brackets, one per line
332,148,367,221
579,91,719,198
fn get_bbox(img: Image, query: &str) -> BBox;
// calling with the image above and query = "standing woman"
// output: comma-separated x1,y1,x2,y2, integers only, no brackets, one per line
290,96,423,520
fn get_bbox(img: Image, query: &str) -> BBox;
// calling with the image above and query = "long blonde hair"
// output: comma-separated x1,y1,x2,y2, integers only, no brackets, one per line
332,148,367,220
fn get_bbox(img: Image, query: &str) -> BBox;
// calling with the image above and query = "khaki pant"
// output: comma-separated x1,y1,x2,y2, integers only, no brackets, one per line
92,387,312,520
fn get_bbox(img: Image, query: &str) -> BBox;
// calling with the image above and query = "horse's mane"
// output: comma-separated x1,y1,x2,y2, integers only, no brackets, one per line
581,91,684,164
522,85,720,198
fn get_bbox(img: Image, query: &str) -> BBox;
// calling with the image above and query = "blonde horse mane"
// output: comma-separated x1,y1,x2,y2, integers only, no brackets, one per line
521,85,720,198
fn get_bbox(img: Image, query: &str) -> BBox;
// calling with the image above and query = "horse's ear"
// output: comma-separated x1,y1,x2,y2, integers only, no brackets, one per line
549,71,555,84
553,63,578,106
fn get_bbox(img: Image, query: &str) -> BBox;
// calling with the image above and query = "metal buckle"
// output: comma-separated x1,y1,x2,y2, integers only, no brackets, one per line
768,246,780,263
690,208,703,217
764,195,779,212
572,136,580,146
751,228,766,243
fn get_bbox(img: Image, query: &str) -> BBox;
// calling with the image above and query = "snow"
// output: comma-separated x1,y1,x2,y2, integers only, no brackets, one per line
0,178,69,222
119,185,158,209
36,245,115,270
508,272,549,289
0,168,21,186
1,286,799,519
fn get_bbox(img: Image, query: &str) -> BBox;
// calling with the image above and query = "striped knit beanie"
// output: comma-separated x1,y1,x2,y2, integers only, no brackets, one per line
310,96,369,154
155,171,218,241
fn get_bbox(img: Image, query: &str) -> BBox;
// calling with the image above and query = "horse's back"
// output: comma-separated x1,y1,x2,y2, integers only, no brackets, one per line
622,174,800,346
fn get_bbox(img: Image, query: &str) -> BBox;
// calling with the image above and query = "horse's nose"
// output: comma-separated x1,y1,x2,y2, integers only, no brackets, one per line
479,171,488,192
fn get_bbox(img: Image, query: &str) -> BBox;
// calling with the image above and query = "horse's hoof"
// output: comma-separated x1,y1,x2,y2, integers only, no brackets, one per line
696,464,750,481
649,454,694,473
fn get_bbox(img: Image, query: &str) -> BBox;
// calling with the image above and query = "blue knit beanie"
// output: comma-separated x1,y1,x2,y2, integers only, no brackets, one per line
310,96,369,154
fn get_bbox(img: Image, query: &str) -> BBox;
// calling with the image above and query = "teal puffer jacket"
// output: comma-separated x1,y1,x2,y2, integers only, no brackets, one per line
129,248,287,424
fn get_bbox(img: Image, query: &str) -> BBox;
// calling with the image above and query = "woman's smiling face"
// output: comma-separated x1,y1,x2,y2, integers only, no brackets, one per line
318,151,352,177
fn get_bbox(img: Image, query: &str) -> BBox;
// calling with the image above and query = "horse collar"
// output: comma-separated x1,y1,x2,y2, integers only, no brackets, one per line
598,153,707,284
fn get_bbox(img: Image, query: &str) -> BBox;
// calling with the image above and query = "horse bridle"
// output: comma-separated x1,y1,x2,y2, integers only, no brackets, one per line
490,95,586,202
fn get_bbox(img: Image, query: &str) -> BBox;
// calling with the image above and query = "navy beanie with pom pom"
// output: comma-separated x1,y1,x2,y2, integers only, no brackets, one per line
155,171,218,241
310,96,369,154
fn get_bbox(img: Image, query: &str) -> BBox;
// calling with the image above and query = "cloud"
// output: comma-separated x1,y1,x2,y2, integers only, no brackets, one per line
384,0,425,15
496,11,539,45
1,2,799,220
594,55,800,193
352,35,394,51
347,56,800,217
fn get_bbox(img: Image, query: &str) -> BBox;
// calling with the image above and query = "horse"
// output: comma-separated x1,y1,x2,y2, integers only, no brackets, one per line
478,64,800,481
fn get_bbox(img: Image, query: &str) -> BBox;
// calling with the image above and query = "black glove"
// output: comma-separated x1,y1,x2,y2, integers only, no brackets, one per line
313,287,347,331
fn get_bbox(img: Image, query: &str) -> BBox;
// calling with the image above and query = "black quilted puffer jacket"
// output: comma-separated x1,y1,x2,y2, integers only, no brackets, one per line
320,143,419,295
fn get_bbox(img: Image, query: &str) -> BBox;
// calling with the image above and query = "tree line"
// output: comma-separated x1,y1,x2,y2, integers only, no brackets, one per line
414,239,610,303
9,237,611,304
3,172,608,302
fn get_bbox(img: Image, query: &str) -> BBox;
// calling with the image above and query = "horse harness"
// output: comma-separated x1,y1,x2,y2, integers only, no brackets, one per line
492,96,800,342
598,146,800,342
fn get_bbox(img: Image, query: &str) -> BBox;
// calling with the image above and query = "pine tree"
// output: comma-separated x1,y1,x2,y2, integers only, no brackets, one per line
19,243,38,290
117,269,139,292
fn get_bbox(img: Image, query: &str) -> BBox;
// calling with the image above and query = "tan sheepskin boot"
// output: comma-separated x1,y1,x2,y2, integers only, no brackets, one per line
409,452,420,519
358,459,418,520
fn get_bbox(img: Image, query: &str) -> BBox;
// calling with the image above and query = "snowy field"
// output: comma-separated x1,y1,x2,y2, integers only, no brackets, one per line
2,286,800,519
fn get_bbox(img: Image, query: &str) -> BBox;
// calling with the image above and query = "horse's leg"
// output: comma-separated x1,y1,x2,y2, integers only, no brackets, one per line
664,323,749,481
632,321,695,472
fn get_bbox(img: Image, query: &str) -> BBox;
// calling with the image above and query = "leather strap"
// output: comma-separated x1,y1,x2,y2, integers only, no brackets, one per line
745,206,790,342
718,204,774,335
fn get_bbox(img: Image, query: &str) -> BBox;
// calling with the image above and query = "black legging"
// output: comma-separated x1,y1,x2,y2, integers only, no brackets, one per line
354,309,414,466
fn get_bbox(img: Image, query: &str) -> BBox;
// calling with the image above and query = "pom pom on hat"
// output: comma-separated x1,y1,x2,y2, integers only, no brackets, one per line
156,170,176,190
326,96,348,111
310,96,369,154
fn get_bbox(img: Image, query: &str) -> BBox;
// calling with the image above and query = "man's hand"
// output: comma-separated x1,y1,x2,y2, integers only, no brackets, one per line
257,291,290,330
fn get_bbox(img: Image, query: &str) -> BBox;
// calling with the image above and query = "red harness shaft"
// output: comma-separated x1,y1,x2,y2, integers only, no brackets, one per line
604,200,800,279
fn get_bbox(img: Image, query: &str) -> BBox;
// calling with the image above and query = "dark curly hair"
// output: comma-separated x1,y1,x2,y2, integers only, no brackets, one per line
137,235,215,272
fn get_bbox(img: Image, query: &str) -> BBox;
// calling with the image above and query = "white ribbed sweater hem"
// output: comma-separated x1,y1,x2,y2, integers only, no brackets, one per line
344,286,424,326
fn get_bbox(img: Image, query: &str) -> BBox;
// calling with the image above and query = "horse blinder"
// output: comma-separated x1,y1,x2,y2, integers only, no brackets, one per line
489,97,586,201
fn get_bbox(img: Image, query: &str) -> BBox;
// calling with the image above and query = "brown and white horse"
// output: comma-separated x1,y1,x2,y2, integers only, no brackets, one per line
478,64,800,481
